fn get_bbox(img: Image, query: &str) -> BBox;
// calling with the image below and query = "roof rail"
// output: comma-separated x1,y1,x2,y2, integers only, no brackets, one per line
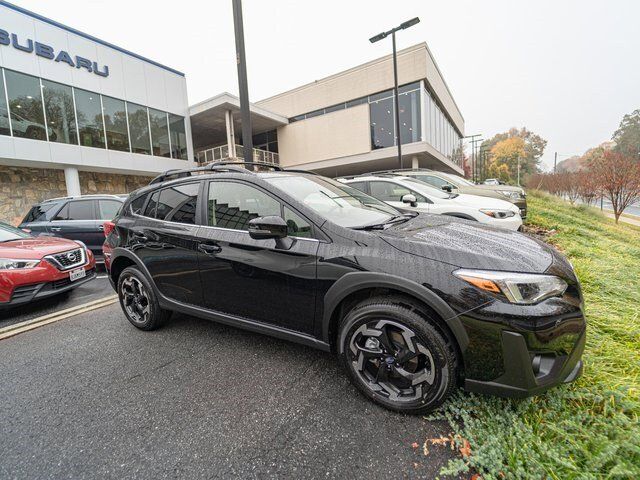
42,193,127,202
148,161,282,185
337,172,399,180
283,168,319,175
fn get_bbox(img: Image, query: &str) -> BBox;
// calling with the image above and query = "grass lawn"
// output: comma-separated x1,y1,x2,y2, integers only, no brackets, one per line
435,190,640,479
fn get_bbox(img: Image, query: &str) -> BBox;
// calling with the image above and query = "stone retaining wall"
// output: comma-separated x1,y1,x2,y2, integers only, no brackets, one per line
0,166,152,226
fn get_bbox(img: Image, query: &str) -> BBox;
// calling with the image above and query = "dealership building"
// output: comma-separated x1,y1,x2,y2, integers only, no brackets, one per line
0,0,464,224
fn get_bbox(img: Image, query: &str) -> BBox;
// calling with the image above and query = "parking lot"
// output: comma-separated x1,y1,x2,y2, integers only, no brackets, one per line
0,302,457,479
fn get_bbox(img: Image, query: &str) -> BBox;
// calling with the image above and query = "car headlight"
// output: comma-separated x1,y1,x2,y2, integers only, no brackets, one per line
0,258,40,270
454,269,568,304
480,209,516,219
498,190,522,200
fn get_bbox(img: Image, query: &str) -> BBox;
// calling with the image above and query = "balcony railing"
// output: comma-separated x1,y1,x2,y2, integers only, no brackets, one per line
195,144,279,166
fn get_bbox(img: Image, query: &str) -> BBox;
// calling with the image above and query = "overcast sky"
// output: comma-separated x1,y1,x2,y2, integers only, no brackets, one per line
16,0,640,170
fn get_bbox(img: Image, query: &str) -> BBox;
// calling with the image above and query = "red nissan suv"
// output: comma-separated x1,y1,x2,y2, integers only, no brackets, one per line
0,222,96,309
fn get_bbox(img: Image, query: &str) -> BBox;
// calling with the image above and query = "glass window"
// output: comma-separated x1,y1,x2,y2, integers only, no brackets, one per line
369,96,395,149
149,108,171,158
369,89,393,102
415,174,453,190
60,200,96,220
22,203,58,223
347,181,367,193
399,90,421,145
0,222,30,241
369,181,426,203
130,194,147,215
284,207,312,238
324,103,345,114
399,82,421,93
346,97,367,108
98,199,122,219
168,114,188,160
102,96,129,152
156,183,199,224
41,79,77,145
4,70,46,140
207,182,280,231
127,102,151,155
75,88,105,148
264,176,398,229
144,191,159,218
306,109,324,118
0,70,9,136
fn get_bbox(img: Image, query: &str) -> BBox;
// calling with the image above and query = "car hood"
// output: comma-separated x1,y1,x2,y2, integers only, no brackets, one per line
474,184,524,193
0,236,81,259
376,213,553,273
449,193,519,212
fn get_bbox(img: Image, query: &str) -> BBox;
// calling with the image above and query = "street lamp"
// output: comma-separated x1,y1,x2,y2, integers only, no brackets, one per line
370,17,420,170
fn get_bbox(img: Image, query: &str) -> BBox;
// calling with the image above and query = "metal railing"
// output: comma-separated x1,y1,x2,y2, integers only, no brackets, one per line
195,144,279,166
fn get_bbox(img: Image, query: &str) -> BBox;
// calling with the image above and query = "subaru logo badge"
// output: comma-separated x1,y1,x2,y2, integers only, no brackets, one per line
66,252,77,262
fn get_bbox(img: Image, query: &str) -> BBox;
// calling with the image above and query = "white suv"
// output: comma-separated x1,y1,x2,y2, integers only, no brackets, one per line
339,175,522,231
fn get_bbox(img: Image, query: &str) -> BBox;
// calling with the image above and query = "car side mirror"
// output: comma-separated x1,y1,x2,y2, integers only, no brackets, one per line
441,185,452,193
248,216,288,240
401,194,418,207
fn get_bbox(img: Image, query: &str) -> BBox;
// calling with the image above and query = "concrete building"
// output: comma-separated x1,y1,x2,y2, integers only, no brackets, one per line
0,1,465,224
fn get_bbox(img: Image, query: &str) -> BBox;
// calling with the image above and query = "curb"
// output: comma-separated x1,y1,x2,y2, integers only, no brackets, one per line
0,295,119,341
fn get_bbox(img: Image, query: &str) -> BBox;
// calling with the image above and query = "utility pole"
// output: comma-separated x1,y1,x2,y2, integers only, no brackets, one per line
554,152,557,173
464,134,482,181
517,156,521,186
232,0,253,165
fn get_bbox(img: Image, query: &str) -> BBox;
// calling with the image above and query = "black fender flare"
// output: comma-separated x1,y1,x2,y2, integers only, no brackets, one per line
109,248,157,290
322,272,469,352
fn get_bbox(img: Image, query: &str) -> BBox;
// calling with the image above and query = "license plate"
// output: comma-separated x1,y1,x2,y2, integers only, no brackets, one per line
69,268,86,282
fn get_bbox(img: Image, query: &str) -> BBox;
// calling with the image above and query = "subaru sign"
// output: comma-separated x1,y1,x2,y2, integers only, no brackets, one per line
0,29,109,77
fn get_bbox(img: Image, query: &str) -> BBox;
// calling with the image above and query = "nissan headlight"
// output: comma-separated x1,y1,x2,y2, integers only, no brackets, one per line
480,209,516,219
0,258,40,270
454,269,568,304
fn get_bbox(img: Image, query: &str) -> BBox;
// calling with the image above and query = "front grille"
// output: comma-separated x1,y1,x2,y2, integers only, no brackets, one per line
45,248,86,271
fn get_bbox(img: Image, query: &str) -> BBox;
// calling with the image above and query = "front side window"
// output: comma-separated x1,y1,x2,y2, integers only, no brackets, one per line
149,108,171,158
127,102,151,155
208,182,280,230
155,183,199,224
75,88,105,148
102,96,129,152
41,79,77,145
415,174,453,190
5,70,46,140
264,175,398,229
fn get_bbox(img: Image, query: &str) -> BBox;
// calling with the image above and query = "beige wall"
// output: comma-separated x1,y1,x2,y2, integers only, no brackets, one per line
277,105,371,167
257,43,464,135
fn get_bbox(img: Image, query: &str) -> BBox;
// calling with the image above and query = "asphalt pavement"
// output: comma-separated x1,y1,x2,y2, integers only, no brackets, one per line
0,304,458,479
0,266,112,329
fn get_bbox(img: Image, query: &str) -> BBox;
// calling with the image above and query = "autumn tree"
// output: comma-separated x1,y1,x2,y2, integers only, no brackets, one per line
482,128,547,182
612,108,640,157
589,151,640,222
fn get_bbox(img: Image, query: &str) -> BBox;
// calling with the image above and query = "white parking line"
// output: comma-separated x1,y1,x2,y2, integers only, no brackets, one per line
0,295,118,341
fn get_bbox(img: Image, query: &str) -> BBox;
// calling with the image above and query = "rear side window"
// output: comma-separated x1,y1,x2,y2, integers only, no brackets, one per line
144,191,160,218
129,194,147,215
22,203,58,223
155,183,199,224
67,200,96,220
98,200,122,220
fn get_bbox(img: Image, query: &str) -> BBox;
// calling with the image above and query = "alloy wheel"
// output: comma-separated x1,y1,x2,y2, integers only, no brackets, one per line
121,276,150,324
348,319,436,402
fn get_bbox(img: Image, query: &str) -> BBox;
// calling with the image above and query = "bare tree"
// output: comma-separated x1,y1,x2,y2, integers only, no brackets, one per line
589,151,640,223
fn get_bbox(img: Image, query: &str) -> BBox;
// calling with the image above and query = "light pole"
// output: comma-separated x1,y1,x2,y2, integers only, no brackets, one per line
232,0,253,166
370,17,420,170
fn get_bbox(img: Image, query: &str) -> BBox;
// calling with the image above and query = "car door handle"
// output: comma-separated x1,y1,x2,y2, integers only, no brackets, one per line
198,243,222,254
98,225,104,231
50,227,62,232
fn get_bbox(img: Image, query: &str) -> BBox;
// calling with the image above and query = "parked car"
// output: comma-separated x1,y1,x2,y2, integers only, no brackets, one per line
19,194,126,260
483,178,504,186
386,169,528,218
339,175,522,231
0,222,96,309
104,162,585,414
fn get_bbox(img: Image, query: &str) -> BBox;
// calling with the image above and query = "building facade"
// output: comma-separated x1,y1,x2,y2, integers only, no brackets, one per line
0,1,465,224
0,1,194,223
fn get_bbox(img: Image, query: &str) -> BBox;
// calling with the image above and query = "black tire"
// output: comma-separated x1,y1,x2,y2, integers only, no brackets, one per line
117,266,171,331
338,296,457,414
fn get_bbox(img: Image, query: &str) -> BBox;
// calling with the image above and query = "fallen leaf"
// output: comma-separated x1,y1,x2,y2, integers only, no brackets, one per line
470,474,482,480
459,438,472,458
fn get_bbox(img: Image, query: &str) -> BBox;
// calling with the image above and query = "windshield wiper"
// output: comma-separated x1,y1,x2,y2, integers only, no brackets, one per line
353,213,415,230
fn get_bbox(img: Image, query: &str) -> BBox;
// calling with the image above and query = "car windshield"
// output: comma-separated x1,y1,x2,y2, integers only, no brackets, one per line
0,223,30,242
403,178,452,199
264,175,400,228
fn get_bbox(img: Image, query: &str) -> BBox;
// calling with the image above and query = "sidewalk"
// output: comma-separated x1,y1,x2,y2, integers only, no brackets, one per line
603,211,640,227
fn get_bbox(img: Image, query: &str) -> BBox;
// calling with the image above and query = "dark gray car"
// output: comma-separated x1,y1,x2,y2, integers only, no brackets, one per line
19,195,125,259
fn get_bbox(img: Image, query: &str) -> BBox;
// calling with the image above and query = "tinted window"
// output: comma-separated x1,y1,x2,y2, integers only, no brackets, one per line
127,102,151,155
75,88,105,148
144,191,159,217
168,114,188,160
284,207,312,238
41,79,78,145
98,200,123,219
156,183,199,224
208,182,280,231
5,70,46,140
67,200,96,220
103,96,130,152
130,194,147,215
0,69,9,136
149,108,171,158
22,203,58,223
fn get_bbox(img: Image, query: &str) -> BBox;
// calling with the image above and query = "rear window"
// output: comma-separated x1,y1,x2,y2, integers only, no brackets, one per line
22,203,58,223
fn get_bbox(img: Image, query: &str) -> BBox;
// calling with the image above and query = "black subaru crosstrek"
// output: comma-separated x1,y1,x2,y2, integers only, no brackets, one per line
104,162,585,414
